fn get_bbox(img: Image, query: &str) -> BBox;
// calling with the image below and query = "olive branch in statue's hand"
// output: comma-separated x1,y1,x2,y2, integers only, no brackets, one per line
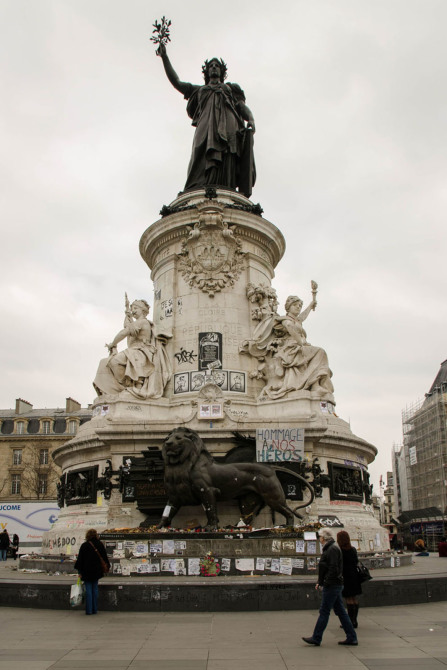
151,16,171,55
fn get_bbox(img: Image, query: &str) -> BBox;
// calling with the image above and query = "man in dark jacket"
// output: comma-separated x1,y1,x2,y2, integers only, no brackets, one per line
0,529,10,561
302,528,358,646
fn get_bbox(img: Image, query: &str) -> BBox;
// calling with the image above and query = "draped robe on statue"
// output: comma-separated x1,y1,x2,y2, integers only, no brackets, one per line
93,318,171,400
260,314,334,400
183,82,256,197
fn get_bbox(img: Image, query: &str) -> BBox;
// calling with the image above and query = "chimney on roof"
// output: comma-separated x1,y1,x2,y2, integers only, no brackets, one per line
15,398,33,415
66,397,81,413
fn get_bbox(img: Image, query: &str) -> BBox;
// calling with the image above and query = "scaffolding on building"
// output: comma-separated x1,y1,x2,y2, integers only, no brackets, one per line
402,392,447,516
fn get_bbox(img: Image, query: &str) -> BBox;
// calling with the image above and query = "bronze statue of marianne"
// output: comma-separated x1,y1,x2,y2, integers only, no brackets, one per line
157,43,256,198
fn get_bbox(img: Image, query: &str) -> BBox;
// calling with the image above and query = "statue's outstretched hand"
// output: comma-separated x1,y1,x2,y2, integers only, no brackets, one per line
157,42,167,57
106,343,117,355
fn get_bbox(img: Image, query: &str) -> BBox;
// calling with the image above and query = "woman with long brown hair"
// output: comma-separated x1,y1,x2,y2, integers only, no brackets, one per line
337,530,362,628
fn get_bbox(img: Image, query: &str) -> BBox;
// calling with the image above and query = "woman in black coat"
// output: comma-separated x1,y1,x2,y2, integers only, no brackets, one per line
337,530,362,628
74,529,110,615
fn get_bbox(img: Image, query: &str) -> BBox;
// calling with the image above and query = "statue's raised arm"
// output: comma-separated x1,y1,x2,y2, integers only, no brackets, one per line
157,43,191,97
153,20,256,198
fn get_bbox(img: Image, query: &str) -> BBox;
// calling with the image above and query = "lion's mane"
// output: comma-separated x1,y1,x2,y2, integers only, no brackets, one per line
162,427,212,502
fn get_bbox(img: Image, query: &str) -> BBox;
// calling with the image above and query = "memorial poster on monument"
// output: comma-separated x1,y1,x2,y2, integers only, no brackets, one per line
295,540,305,553
136,562,149,574
236,558,254,572
162,539,175,554
279,557,293,575
112,562,122,575
256,427,305,462
121,561,132,576
304,531,317,540
292,558,305,569
188,558,200,575
270,558,280,572
221,558,231,572
307,541,317,555
282,540,295,551
174,559,186,575
256,557,266,571
307,557,317,570
198,332,222,370
134,542,148,556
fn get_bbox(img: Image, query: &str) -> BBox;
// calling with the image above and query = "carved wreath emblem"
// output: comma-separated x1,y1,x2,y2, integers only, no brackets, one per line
177,211,245,297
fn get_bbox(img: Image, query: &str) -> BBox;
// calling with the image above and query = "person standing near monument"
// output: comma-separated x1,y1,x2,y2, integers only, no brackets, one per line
0,529,10,561
302,528,358,647
157,42,256,197
11,533,19,560
74,529,110,616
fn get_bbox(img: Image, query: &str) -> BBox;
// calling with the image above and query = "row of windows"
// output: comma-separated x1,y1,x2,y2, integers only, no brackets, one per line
10,473,48,495
12,419,78,435
12,448,49,466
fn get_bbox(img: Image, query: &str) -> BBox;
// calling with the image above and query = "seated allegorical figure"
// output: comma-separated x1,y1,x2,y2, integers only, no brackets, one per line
245,294,334,401
93,299,171,400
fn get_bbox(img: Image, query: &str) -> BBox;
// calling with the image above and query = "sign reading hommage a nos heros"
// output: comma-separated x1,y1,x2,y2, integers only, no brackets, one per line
256,427,305,462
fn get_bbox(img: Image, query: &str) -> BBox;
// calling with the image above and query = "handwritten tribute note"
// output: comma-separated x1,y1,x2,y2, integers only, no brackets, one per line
256,427,305,462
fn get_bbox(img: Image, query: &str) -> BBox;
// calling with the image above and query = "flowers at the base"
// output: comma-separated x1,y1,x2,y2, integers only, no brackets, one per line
200,551,221,576
100,521,323,537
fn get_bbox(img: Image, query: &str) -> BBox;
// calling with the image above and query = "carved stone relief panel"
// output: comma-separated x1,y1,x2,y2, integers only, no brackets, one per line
65,466,99,506
177,210,246,297
328,462,364,502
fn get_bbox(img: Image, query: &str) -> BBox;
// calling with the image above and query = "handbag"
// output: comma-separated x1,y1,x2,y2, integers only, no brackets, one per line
70,577,85,607
357,561,372,583
89,541,110,574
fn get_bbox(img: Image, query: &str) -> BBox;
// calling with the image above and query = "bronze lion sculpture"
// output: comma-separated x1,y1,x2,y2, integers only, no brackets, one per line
158,427,314,529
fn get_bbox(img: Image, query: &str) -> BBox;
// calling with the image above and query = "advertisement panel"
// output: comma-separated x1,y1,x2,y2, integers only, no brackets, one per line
0,502,60,552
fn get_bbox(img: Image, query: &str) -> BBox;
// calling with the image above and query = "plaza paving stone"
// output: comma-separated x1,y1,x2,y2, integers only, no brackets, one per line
0,601,445,669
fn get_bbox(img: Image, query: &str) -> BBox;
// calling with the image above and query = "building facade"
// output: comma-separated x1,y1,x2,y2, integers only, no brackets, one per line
391,360,447,549
392,442,412,518
402,361,447,513
0,398,91,502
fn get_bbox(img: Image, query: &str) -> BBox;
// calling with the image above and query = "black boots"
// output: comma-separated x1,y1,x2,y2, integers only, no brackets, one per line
347,603,359,628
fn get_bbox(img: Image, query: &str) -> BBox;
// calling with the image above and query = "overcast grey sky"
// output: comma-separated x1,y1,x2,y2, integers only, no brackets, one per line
1,0,446,491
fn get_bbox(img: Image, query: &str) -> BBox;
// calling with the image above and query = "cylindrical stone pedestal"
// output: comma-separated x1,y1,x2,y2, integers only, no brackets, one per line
44,188,389,556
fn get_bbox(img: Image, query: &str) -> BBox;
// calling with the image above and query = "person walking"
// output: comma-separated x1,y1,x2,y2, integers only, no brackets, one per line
438,537,447,557
302,528,358,647
11,534,19,560
0,529,10,561
337,530,362,628
74,529,110,615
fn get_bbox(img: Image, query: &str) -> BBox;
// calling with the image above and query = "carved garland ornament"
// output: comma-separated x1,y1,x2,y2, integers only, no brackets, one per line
177,211,246,297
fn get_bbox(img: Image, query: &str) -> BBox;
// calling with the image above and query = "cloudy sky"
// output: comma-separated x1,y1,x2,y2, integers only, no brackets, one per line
1,0,445,491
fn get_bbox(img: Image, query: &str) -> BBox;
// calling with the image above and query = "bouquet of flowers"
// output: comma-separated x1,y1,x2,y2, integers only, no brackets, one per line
200,551,221,577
